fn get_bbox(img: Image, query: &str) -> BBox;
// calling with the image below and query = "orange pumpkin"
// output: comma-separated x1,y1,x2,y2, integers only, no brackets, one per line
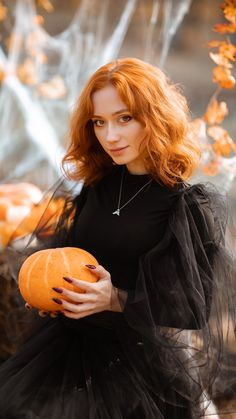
0,198,31,223
18,247,99,311
19,197,66,236
0,183,42,204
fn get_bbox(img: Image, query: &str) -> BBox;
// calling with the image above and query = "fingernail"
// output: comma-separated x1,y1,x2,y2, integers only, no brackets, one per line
40,311,48,317
52,287,63,294
63,276,73,283
52,298,62,305
25,303,31,310
85,264,96,269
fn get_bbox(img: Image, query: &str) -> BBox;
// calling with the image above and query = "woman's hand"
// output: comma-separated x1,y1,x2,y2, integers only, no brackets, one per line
24,303,59,318
52,264,123,319
25,303,59,319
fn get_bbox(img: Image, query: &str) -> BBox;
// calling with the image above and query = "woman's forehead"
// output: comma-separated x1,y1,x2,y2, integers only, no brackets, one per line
92,85,127,116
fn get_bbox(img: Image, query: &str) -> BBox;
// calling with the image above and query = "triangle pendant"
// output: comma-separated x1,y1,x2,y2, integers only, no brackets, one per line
112,209,120,216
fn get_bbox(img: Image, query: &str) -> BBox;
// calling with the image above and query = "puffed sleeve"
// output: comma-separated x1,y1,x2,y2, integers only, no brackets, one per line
121,183,236,335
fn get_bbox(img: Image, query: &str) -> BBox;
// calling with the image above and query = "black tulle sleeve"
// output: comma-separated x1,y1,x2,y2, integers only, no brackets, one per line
121,183,235,331
115,183,236,402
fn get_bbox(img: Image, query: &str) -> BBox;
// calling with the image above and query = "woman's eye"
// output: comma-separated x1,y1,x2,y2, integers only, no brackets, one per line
120,115,132,123
92,119,104,127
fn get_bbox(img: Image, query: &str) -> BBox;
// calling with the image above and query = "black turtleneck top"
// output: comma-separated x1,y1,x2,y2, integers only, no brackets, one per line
71,165,182,291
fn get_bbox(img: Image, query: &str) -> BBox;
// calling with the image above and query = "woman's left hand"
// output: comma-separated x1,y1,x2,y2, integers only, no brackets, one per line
52,265,122,319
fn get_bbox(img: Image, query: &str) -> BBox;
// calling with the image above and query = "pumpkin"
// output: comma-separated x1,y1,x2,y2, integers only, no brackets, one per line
0,183,42,204
19,197,66,236
0,198,31,223
18,247,99,311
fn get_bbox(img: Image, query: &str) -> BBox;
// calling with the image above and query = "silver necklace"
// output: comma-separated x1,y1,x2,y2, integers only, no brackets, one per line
112,169,152,216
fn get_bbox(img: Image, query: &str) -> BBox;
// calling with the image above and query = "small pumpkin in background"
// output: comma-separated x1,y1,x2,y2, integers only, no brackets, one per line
0,182,43,247
17,197,66,238
0,183,42,204
18,247,99,311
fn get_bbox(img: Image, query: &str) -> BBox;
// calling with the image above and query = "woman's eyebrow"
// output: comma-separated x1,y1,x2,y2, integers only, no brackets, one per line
92,108,129,118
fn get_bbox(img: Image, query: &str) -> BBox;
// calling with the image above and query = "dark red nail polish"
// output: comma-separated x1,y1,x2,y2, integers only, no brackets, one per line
63,276,73,283
25,303,31,310
85,264,96,269
52,287,63,294
52,298,62,305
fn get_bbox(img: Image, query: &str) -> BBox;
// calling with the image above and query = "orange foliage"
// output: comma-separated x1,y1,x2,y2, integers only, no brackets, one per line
194,0,236,176
220,0,236,23
36,76,67,99
204,98,228,124
202,160,221,176
209,52,233,68
214,22,236,33
17,58,38,85
219,42,236,61
207,126,236,156
212,66,236,88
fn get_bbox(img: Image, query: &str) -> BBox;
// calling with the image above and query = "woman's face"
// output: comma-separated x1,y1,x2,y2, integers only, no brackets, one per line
91,84,147,175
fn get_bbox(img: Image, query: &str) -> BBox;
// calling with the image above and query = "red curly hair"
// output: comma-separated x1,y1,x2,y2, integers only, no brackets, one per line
62,57,200,186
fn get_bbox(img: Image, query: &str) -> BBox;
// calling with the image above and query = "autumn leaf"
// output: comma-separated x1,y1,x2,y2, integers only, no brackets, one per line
202,160,220,176
220,0,236,23
17,59,38,85
206,40,226,48
208,125,229,141
36,76,67,99
0,2,7,21
190,118,207,137
219,43,236,61
207,125,236,156
214,22,236,33
212,66,236,88
209,52,232,67
204,98,228,124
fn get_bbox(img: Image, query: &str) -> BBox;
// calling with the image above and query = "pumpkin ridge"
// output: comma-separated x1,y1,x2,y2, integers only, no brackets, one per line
44,249,52,292
61,247,71,280
26,253,42,300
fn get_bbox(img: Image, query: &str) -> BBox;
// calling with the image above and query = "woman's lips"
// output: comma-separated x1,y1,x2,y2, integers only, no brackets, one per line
108,146,129,155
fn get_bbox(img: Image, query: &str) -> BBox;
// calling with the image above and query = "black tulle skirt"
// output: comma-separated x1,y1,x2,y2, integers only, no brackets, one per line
0,312,199,419
0,180,235,418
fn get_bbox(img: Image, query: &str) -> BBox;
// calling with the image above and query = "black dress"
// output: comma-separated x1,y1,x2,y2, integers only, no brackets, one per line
0,165,234,419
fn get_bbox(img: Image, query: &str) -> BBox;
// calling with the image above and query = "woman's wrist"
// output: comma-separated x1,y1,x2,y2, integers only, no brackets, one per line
110,286,128,312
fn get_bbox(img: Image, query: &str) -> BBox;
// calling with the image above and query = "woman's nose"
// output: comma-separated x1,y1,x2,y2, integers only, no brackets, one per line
105,124,120,142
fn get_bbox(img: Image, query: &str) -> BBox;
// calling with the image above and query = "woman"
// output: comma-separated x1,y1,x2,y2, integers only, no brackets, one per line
0,57,234,418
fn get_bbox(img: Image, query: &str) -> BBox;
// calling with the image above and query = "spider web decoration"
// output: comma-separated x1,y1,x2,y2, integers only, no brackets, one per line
0,0,192,189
